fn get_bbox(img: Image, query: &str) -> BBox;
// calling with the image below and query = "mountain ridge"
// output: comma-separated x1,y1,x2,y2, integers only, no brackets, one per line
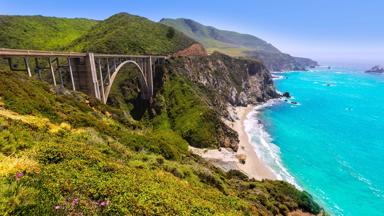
160,18,318,71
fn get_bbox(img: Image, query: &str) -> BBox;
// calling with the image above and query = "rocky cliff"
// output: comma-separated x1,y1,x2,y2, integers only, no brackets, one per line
167,52,278,109
245,50,318,71
153,52,279,151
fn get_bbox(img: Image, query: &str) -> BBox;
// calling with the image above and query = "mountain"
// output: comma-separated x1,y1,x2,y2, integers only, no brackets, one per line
68,13,197,55
0,13,323,215
160,18,318,71
0,15,97,50
160,18,280,55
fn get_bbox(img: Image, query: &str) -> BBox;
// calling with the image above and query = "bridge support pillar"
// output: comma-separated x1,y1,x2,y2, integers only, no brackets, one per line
85,53,101,100
147,57,153,98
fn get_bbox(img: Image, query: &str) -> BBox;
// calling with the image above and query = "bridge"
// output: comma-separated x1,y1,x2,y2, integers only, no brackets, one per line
0,48,167,103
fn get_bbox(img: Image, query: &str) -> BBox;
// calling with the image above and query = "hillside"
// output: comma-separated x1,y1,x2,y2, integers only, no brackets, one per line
160,18,279,56
0,13,324,215
0,67,322,215
0,15,97,50
68,13,196,55
160,18,318,71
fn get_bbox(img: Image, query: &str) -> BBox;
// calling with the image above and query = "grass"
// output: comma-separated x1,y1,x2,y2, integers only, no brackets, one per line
0,12,322,215
0,15,97,50
160,18,281,56
0,69,323,215
68,13,195,55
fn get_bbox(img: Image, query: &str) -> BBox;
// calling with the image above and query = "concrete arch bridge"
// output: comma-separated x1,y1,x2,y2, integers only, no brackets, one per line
0,48,167,103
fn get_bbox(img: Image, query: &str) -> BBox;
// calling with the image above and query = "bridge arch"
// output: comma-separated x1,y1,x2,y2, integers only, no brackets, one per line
103,60,149,103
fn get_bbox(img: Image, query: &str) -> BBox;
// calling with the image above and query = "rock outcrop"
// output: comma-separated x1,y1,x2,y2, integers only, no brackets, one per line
245,51,318,72
167,51,279,119
173,43,208,57
366,65,384,73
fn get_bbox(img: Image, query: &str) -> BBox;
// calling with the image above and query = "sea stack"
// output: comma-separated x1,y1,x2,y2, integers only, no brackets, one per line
366,65,384,73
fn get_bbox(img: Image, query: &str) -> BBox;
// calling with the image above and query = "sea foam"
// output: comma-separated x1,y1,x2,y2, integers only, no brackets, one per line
244,99,300,188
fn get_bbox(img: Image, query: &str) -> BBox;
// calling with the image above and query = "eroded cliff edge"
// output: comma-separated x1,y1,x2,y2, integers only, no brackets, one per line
151,52,279,152
166,52,279,115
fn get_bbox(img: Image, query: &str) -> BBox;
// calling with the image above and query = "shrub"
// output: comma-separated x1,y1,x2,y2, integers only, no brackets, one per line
227,169,249,181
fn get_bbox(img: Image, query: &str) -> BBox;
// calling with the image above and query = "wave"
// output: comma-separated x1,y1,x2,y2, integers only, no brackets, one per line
272,74,285,80
244,99,301,188
337,158,384,200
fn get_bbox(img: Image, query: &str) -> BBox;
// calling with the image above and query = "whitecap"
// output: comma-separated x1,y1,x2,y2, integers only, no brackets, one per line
244,99,301,188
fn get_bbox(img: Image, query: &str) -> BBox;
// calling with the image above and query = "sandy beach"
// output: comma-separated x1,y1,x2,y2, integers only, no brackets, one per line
190,105,276,180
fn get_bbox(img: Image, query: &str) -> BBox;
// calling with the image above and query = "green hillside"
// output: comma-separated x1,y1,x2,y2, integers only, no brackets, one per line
160,18,280,56
0,69,322,215
69,13,196,55
0,15,97,50
160,18,318,71
0,13,324,215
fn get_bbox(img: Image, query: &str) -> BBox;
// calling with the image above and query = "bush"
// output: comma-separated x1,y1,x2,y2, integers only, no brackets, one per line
227,170,249,181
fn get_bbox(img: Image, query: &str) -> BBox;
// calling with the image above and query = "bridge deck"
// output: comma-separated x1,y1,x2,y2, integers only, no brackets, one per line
0,48,167,104
0,48,167,58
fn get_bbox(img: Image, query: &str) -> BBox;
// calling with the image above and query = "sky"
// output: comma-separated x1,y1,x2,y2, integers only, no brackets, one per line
1,0,383,67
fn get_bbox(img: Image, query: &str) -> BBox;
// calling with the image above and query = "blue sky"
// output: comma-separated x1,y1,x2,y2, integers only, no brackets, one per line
1,0,383,67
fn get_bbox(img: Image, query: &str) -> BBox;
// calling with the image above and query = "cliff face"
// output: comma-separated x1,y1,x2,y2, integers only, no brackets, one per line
167,52,278,109
156,52,278,151
245,51,318,72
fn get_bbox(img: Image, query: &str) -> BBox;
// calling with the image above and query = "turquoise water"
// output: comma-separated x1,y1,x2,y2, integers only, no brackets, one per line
248,68,384,215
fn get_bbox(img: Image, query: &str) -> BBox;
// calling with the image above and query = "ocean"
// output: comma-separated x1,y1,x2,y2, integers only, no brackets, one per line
245,67,384,215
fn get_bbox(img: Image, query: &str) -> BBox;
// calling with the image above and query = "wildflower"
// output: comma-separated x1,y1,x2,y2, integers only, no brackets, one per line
72,198,79,206
99,200,110,207
15,172,24,181
55,205,61,210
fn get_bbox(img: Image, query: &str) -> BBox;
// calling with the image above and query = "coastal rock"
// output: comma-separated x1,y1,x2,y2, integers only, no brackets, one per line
167,52,278,109
236,154,247,164
366,65,384,73
229,87,238,105
283,92,291,98
245,51,318,72
238,92,248,106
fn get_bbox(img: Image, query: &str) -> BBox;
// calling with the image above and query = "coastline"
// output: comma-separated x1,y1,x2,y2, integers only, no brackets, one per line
233,105,276,180
190,104,276,180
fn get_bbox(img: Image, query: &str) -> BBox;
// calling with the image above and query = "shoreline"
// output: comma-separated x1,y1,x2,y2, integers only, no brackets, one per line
234,105,277,180
190,104,277,180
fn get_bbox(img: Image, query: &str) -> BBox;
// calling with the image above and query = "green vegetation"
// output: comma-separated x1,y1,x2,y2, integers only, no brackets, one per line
0,70,322,215
160,18,281,56
160,75,222,148
0,12,323,215
0,15,97,50
160,18,318,71
68,13,195,55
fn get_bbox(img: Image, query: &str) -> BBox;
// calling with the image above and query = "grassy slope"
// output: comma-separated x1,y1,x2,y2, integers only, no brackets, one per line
160,18,281,56
0,15,97,50
68,13,195,55
104,63,231,149
0,70,322,215
0,13,323,215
